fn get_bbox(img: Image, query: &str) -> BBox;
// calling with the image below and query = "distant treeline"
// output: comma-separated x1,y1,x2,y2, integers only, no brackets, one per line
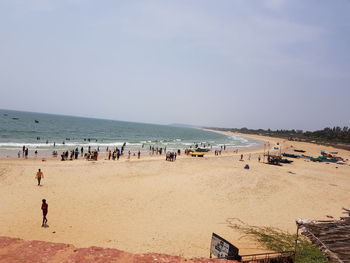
208,126,350,146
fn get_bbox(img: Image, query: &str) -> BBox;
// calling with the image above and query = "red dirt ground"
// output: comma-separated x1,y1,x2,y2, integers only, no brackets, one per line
0,236,237,263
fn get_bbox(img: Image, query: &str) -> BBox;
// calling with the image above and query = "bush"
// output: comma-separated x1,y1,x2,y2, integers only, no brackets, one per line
226,219,329,263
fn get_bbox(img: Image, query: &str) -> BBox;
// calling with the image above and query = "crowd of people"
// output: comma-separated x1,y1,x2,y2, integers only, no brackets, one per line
17,141,247,163
165,151,177,161
17,146,29,158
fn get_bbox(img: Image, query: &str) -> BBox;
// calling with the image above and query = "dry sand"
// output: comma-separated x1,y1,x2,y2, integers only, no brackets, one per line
0,132,349,258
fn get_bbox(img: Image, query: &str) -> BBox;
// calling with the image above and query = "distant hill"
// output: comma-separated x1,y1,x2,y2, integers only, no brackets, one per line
168,123,198,128
210,126,350,150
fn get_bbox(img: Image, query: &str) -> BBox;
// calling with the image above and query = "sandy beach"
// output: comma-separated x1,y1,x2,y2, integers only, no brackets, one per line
0,132,349,258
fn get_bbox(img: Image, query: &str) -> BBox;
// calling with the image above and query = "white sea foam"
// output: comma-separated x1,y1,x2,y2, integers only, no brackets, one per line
0,132,262,151
227,134,249,143
0,142,50,148
0,141,126,148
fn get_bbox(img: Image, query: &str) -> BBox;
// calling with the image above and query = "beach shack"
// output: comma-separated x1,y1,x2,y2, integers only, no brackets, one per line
297,217,350,263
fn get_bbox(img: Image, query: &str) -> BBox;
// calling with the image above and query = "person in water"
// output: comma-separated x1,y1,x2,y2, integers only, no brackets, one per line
41,199,48,227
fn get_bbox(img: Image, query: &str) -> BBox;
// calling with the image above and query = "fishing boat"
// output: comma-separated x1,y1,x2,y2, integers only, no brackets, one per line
195,148,210,152
280,158,293,164
282,153,300,158
310,156,338,163
190,152,205,157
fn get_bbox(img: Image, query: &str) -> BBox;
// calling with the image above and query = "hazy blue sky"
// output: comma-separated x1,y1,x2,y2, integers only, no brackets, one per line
0,0,349,130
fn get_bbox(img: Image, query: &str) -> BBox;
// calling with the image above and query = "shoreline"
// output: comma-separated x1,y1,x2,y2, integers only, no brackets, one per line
205,128,350,159
0,129,266,159
208,128,350,151
202,128,276,153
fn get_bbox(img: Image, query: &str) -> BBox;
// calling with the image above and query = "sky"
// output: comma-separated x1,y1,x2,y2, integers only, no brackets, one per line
0,0,349,130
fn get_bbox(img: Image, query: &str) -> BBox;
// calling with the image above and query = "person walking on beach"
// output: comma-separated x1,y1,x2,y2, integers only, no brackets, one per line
138,150,141,159
36,169,44,186
41,199,48,227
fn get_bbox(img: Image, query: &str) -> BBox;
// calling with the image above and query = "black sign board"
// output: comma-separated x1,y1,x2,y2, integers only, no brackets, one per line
210,233,239,260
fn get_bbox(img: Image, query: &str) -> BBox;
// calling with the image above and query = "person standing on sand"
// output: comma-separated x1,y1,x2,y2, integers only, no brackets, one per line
36,169,44,186
75,148,79,159
41,199,48,227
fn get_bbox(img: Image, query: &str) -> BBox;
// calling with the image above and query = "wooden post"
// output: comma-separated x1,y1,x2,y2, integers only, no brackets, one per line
209,235,212,259
294,223,300,262
279,144,282,157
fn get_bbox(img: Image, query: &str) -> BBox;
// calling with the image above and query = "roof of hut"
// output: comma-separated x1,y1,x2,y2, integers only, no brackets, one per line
298,217,350,263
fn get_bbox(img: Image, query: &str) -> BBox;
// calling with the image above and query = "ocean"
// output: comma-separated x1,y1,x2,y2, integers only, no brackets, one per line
0,109,261,157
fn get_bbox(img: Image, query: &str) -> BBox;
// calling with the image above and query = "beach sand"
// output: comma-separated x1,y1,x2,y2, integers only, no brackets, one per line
0,132,349,258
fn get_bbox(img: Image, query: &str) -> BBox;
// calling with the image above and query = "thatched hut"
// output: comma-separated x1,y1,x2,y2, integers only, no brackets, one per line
298,217,350,263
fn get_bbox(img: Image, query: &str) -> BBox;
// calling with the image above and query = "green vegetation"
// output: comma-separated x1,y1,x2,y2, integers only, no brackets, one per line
227,220,330,263
211,126,350,145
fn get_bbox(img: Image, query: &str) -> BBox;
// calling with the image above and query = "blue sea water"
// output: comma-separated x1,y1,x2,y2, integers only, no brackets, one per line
0,109,261,156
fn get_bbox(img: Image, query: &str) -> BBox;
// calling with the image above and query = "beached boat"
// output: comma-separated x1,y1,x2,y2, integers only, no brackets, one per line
310,156,338,162
300,154,312,159
282,153,300,158
280,158,293,164
195,148,210,152
190,152,205,157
